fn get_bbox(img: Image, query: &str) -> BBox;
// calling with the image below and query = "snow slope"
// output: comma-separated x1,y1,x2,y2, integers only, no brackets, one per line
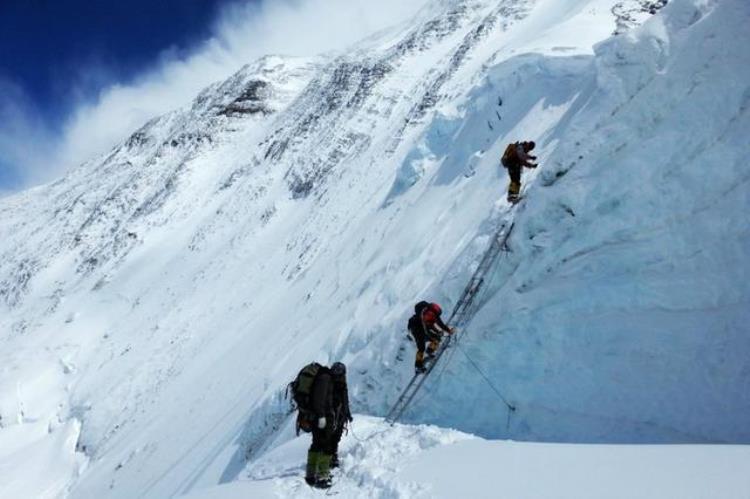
180,416,750,499
0,0,748,497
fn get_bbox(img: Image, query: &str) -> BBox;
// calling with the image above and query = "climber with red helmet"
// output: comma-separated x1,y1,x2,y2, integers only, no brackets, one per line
407,301,455,374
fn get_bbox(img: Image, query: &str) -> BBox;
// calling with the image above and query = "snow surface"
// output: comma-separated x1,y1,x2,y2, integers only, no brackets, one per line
0,0,748,497
181,416,750,499
0,419,84,499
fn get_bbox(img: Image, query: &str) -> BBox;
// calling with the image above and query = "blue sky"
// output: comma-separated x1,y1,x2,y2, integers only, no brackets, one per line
0,1,230,118
0,0,236,192
0,0,424,196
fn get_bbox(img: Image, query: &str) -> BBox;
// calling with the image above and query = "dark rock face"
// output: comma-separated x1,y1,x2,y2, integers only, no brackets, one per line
217,80,272,117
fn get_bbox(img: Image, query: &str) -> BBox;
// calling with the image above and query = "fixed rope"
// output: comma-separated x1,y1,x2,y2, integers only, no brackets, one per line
455,343,515,412
405,339,517,432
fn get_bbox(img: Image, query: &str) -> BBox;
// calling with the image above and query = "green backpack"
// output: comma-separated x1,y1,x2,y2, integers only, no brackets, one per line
289,363,322,433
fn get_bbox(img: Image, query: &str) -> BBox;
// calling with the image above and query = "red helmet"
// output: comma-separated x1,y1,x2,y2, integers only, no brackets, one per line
423,310,437,325
429,303,442,315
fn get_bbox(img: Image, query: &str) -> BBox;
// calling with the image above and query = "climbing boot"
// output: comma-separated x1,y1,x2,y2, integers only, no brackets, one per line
314,477,332,489
415,350,425,367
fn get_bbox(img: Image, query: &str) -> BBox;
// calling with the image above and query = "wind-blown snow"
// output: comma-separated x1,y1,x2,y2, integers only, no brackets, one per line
0,0,748,497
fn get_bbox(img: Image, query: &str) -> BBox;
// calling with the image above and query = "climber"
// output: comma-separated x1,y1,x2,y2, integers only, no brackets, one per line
501,140,538,203
407,301,454,374
329,362,353,469
290,361,352,488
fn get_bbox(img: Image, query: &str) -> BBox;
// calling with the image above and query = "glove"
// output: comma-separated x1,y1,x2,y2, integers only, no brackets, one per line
317,417,326,429
347,414,354,423
448,326,456,334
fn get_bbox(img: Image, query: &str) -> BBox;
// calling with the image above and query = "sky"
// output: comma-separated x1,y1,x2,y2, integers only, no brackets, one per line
0,0,426,196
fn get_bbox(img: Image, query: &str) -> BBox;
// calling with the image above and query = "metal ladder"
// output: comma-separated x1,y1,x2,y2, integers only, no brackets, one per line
385,220,515,424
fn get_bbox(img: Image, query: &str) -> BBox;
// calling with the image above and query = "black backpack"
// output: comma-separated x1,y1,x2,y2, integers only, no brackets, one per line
414,301,430,316
289,363,322,433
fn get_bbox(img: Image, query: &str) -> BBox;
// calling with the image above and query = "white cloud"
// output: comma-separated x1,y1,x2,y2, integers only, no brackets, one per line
1,0,427,193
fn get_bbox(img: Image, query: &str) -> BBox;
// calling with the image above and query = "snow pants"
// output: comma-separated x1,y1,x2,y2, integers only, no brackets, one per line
310,420,335,454
408,316,440,369
506,164,522,201
307,421,335,483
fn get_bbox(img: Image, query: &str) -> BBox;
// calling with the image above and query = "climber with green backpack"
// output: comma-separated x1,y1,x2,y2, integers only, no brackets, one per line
289,361,351,489
501,140,538,203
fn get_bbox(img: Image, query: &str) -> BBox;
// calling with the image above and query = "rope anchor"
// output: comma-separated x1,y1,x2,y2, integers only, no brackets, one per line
456,343,515,412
